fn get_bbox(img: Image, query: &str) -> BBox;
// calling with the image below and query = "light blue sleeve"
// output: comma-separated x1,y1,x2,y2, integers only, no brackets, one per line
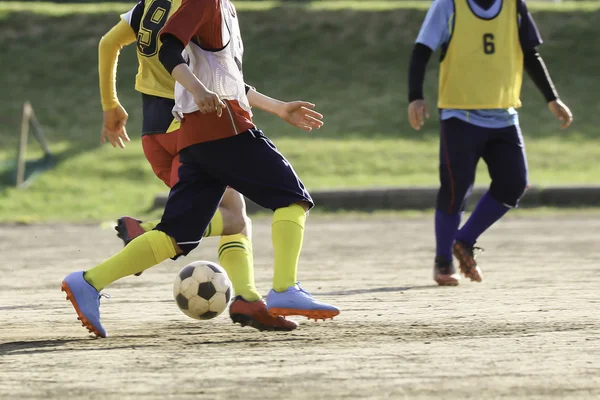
415,0,454,51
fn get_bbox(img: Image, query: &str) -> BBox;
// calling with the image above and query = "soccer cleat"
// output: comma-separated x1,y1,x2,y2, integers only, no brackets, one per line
61,271,107,338
453,240,484,282
266,284,340,321
115,216,145,246
115,216,145,276
433,256,460,286
229,296,298,331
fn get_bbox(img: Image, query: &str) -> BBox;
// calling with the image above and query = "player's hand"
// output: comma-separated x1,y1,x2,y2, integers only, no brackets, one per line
193,87,227,117
408,99,430,131
278,101,324,131
101,104,130,149
548,99,573,129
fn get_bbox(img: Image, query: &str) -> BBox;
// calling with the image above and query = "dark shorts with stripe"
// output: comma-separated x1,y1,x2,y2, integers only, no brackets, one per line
156,129,314,255
141,94,175,135
437,117,529,214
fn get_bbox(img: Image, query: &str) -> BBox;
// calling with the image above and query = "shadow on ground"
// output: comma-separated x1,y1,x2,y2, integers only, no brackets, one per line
317,285,438,296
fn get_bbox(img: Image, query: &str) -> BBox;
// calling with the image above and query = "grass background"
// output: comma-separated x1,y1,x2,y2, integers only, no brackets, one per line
0,1,599,221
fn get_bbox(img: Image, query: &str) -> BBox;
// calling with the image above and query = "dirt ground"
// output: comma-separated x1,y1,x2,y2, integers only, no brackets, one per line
1,214,599,400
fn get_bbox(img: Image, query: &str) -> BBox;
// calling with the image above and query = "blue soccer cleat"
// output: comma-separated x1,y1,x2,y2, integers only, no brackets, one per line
61,271,107,338
266,284,340,321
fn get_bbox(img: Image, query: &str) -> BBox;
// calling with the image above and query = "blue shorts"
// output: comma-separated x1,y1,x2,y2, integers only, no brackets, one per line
437,118,528,214
156,129,313,255
141,94,175,135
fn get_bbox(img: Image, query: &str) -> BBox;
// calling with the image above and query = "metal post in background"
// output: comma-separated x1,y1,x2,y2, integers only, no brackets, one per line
29,107,52,157
16,102,32,188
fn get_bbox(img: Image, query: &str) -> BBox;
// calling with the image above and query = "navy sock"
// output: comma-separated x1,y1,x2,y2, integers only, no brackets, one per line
435,210,461,261
456,191,509,246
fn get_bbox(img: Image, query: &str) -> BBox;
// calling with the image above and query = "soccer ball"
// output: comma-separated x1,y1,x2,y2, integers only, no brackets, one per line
173,261,232,320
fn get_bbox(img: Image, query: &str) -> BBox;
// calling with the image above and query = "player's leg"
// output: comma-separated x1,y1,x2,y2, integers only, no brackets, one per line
115,96,177,245
218,188,258,300
62,161,225,337
114,134,173,248
218,188,299,331
168,137,297,331
142,134,174,187
184,129,339,320
113,97,225,244
434,118,484,285
117,130,226,246
170,146,297,331
454,124,528,264
114,133,179,276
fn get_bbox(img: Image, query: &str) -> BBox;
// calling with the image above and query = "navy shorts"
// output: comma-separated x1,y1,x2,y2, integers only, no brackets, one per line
156,129,314,255
141,94,175,135
437,117,529,214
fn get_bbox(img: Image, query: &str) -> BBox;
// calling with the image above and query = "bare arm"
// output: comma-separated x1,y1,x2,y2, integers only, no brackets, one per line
246,88,285,116
247,87,324,131
170,64,209,100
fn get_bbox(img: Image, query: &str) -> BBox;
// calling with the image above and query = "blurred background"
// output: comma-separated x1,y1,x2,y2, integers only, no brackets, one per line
0,0,598,221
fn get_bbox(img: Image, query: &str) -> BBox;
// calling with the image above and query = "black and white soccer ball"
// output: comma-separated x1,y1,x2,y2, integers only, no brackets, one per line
173,261,232,320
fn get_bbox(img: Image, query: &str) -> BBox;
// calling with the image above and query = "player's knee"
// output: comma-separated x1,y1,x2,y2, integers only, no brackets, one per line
294,201,311,213
491,178,528,208
222,209,249,235
233,213,250,235
437,184,471,215
437,201,465,216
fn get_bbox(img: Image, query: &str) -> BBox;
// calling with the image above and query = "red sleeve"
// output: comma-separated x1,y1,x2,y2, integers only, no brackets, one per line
161,0,218,46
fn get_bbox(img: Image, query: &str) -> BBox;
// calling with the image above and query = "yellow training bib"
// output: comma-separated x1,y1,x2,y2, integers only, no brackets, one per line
438,0,523,109
134,0,182,99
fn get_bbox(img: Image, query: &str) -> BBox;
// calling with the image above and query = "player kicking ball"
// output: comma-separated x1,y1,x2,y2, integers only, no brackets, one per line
62,0,339,338
96,0,319,331
408,0,572,285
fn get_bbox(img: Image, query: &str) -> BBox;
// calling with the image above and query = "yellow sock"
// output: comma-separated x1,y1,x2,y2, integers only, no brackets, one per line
203,209,224,237
272,204,306,292
140,220,159,232
84,230,177,291
218,234,261,301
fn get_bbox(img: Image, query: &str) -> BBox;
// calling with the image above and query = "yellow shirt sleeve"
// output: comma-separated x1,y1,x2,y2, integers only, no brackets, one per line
98,20,137,111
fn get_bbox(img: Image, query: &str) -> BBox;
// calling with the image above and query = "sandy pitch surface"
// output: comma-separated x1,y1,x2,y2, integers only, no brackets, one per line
1,214,599,399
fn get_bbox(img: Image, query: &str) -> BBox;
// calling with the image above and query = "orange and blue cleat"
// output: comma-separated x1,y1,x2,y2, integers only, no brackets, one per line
266,284,340,321
229,296,298,331
61,271,107,338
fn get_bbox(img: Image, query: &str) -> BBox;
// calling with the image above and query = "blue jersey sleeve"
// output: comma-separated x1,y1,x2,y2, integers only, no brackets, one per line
518,0,543,51
415,0,454,51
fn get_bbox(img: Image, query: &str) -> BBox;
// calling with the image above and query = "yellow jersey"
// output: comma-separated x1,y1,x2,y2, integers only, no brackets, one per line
438,0,523,109
121,0,182,99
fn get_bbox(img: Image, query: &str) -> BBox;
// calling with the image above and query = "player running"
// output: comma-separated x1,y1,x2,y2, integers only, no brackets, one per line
94,0,324,332
62,0,339,338
408,0,573,285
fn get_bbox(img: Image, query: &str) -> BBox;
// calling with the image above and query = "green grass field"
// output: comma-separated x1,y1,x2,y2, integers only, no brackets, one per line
0,2,599,221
